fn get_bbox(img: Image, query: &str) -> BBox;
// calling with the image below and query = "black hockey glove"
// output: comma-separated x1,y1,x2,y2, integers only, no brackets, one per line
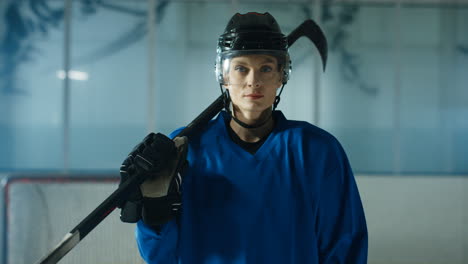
119,133,188,227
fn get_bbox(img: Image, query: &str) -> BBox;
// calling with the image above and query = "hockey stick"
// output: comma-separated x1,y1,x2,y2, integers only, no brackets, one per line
288,19,328,71
35,18,327,264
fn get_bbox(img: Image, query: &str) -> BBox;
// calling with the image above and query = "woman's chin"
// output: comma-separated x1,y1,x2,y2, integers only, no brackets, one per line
236,105,272,117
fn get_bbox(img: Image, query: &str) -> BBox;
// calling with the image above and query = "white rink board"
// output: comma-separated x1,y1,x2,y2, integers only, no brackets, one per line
3,174,468,264
357,175,468,264
5,177,144,264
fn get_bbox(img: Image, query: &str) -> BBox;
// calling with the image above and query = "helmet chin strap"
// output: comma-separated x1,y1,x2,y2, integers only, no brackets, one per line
220,85,275,129
273,84,285,111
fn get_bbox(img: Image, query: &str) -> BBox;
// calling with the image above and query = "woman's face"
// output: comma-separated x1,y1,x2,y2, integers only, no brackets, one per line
224,54,283,118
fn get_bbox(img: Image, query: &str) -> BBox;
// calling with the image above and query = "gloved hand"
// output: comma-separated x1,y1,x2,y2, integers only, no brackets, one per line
119,133,188,225
139,136,187,197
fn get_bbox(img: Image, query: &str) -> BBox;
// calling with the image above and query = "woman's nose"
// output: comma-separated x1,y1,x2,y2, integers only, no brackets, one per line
246,71,262,88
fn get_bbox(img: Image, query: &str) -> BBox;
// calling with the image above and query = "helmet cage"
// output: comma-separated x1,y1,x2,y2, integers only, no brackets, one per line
216,49,291,85
216,34,291,85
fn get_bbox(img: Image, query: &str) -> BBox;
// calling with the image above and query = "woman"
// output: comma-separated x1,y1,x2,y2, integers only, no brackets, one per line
121,12,368,264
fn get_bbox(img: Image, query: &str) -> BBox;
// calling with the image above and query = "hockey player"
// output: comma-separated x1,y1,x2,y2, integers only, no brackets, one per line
120,12,368,263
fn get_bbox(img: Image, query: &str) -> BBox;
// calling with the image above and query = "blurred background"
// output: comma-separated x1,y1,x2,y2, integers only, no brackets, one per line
0,0,467,263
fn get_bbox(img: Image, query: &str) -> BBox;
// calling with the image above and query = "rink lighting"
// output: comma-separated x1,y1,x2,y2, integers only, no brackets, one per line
57,70,89,81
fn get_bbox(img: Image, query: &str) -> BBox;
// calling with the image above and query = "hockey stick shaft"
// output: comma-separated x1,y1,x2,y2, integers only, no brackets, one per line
36,94,225,264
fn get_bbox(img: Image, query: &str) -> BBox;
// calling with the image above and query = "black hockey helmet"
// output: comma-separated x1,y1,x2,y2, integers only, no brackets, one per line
215,12,291,85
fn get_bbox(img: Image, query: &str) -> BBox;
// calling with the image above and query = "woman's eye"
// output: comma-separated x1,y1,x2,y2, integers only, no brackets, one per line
261,65,273,72
235,66,247,72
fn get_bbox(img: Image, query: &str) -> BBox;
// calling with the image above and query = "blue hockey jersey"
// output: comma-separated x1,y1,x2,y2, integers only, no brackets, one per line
136,111,368,263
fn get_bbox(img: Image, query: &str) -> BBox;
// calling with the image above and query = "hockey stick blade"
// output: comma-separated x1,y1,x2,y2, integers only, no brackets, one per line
287,19,328,71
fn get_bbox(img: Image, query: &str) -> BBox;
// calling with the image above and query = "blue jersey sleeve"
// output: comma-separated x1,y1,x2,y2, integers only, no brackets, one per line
315,142,368,263
136,220,179,264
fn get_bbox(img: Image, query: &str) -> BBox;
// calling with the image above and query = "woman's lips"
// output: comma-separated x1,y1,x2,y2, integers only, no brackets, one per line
244,94,264,99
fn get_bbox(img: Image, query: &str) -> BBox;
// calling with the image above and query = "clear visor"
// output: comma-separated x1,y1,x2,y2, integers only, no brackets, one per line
221,55,284,88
